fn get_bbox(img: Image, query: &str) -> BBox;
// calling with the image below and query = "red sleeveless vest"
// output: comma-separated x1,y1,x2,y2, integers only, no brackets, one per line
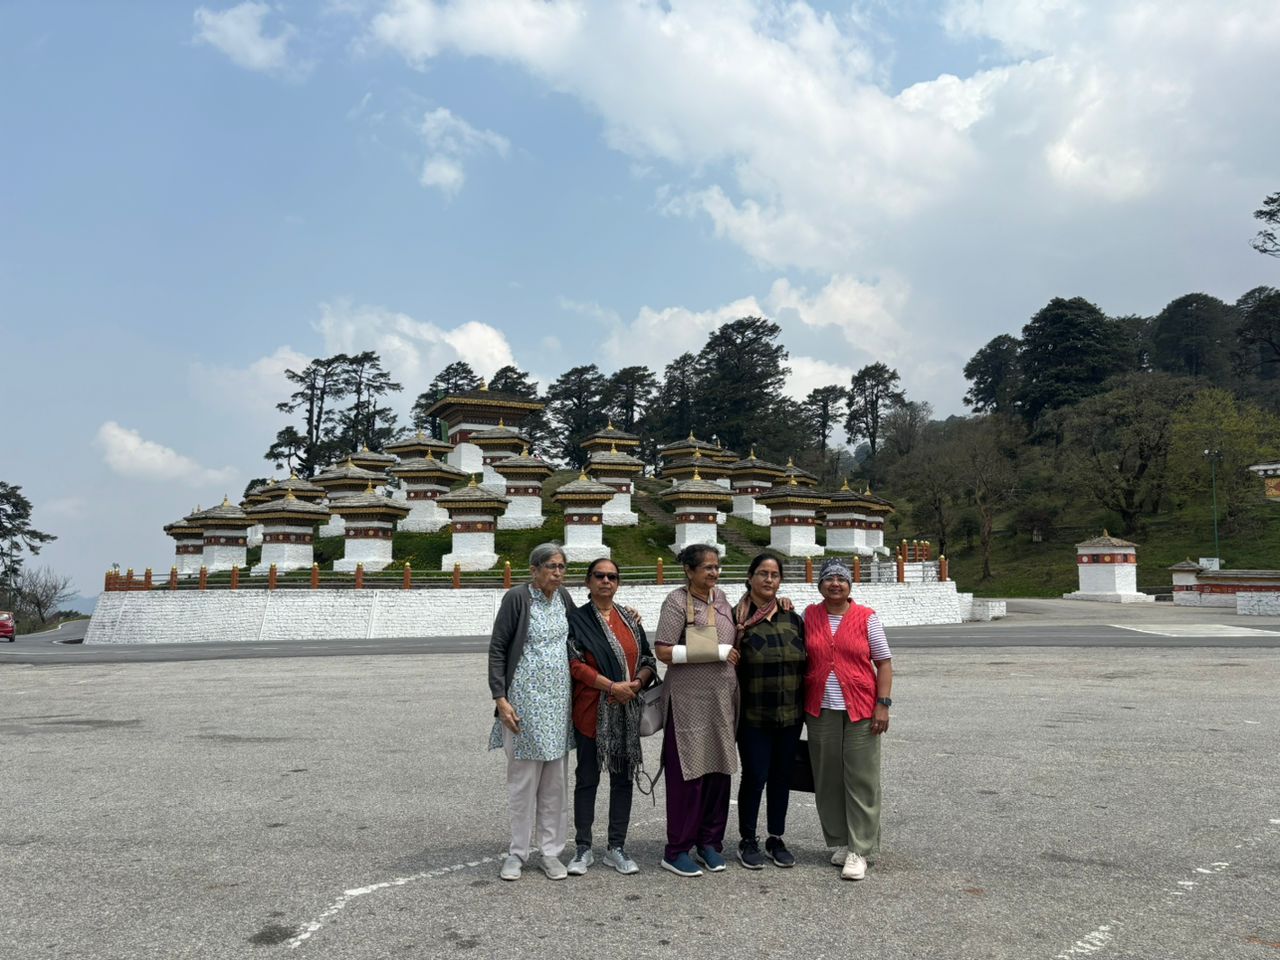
802,602,878,722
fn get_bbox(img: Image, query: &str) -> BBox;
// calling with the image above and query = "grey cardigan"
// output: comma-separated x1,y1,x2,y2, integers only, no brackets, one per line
488,584,577,701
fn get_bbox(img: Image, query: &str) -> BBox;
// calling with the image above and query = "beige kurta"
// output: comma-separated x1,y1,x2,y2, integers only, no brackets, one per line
655,586,739,780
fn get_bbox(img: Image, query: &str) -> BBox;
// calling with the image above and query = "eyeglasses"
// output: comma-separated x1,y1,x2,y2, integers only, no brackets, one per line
591,572,619,582
697,565,722,573
753,571,782,580
540,563,567,572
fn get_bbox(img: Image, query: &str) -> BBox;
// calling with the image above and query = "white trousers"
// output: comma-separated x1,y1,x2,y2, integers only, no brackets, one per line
503,727,569,862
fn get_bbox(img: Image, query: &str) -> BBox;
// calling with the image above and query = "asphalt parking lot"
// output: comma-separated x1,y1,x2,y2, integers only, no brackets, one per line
3,644,1278,960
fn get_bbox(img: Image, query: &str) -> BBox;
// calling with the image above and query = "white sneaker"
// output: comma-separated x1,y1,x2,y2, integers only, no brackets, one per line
541,855,569,880
830,846,848,866
499,855,522,881
602,847,640,875
567,846,593,876
841,852,867,881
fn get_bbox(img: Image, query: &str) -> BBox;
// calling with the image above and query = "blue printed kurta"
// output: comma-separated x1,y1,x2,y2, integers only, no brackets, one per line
488,585,572,760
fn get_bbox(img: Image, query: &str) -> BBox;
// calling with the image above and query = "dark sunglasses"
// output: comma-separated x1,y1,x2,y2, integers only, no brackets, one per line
591,572,620,582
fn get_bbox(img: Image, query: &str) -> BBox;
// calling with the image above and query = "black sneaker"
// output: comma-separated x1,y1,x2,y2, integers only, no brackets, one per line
765,835,796,867
737,837,765,870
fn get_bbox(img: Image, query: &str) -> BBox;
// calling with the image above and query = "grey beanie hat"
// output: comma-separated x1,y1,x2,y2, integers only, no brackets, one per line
818,558,853,585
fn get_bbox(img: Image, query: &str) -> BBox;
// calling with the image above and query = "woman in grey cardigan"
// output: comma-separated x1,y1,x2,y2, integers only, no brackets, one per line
488,543,576,882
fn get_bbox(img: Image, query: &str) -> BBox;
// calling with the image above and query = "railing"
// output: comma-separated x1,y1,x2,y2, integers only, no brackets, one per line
102,548,948,593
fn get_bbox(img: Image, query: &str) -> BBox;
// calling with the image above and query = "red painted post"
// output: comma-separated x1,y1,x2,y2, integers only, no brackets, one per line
939,555,949,582
452,563,462,589
310,563,320,589
503,561,512,589
169,567,178,590
853,556,861,583
125,569,135,591
230,565,240,590
198,566,208,591
403,562,412,590
924,541,932,562
805,557,814,584
104,571,113,592
354,563,364,590
143,568,153,590
268,564,278,590
896,553,906,583
656,558,664,585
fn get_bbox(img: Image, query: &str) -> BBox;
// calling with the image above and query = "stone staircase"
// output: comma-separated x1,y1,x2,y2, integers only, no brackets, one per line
632,487,765,560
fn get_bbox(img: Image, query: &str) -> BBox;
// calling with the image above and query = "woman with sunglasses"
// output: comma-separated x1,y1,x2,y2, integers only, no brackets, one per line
565,558,657,876
733,551,807,869
653,543,740,877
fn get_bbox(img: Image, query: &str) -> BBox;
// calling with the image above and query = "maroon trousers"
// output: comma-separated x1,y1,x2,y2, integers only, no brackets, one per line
662,708,731,862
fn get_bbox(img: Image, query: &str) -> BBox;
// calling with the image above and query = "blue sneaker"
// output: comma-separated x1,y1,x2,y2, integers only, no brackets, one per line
661,852,704,877
694,845,726,872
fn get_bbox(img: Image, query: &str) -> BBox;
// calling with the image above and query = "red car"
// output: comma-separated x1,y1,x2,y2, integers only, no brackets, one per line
0,610,14,642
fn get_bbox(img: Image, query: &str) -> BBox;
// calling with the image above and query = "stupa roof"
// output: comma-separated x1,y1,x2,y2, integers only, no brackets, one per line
729,447,786,476
1077,531,1137,549
389,454,467,481
163,513,203,536
420,387,545,423
326,485,411,519
584,421,640,446
661,472,734,505
823,480,894,514
663,450,730,477
780,458,819,485
554,472,617,502
196,496,254,527
384,431,454,459
437,477,511,511
1167,559,1203,571
245,491,331,521
313,458,385,486
588,444,646,469
347,445,398,471
658,433,721,457
262,472,326,500
493,448,555,477
468,420,533,445
757,477,830,508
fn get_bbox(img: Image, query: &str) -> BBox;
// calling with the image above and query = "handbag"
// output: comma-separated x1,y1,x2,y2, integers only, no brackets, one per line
683,591,722,663
638,677,665,737
790,735,815,793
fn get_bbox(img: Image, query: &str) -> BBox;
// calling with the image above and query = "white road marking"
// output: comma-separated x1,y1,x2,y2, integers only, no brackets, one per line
1110,624,1280,637
1053,924,1114,958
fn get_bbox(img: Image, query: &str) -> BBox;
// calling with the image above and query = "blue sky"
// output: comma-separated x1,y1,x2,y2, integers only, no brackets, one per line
2,0,1278,597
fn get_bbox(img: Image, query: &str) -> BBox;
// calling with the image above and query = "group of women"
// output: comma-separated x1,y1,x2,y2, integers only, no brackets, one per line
487,542,894,883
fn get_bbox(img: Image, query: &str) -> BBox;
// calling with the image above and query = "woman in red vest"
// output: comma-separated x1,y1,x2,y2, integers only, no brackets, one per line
803,557,894,881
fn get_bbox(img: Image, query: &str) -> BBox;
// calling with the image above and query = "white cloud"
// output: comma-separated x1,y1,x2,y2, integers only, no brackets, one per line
95,422,237,486
39,497,88,520
189,345,311,417
365,0,1280,273
315,300,516,389
194,2,298,74
417,107,510,196
786,356,856,402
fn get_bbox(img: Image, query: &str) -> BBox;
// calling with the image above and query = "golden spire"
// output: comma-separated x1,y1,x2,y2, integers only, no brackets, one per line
789,475,798,486
521,445,529,456
693,449,702,460
693,467,702,481
344,456,355,469
222,495,231,506
688,431,696,442
749,445,756,458
787,457,795,467
362,444,370,452
285,490,297,501
479,381,489,391
579,470,589,481
416,429,425,440
498,417,506,428
841,478,851,491
469,475,479,487
1103,528,1110,537
607,419,615,430
610,442,618,454
365,481,375,494
289,469,298,480
865,485,873,496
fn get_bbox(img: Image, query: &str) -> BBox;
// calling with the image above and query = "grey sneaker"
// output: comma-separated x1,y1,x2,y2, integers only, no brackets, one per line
499,855,522,881
841,851,867,881
567,845,593,876
602,847,640,875
541,855,568,880
830,845,849,866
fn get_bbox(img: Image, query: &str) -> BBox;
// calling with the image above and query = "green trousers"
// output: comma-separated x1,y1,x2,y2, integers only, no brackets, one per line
806,709,881,856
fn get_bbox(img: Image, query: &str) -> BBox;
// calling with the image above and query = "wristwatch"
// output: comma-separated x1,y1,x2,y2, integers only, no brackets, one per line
876,697,892,707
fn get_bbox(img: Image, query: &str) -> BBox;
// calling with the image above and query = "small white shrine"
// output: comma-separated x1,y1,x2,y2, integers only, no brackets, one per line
587,443,644,526
553,472,615,563
328,486,410,573
389,453,466,533
1064,531,1153,603
755,478,828,558
437,479,509,571
198,498,255,574
247,492,330,575
662,470,731,557
729,448,783,526
163,508,206,577
823,481,893,557
493,448,554,530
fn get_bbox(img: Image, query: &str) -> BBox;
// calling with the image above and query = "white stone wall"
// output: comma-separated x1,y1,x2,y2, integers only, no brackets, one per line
447,441,484,476
317,515,347,538
768,518,824,558
335,536,395,572
1236,592,1280,616
480,466,508,496
203,539,247,574
1172,590,1234,607
400,501,449,533
563,524,610,562
731,494,770,526
85,579,981,645
672,520,723,557
602,492,639,526
1077,560,1138,595
497,496,545,530
443,530,497,571
173,548,203,578
246,524,264,549
253,540,314,576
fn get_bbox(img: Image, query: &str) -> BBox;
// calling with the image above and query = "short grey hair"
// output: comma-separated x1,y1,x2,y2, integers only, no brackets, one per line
529,543,567,569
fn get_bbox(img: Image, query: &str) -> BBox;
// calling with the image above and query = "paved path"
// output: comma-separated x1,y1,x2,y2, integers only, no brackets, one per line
3,645,1276,959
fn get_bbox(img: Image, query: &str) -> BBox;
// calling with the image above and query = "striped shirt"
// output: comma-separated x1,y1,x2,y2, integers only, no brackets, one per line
820,612,891,711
